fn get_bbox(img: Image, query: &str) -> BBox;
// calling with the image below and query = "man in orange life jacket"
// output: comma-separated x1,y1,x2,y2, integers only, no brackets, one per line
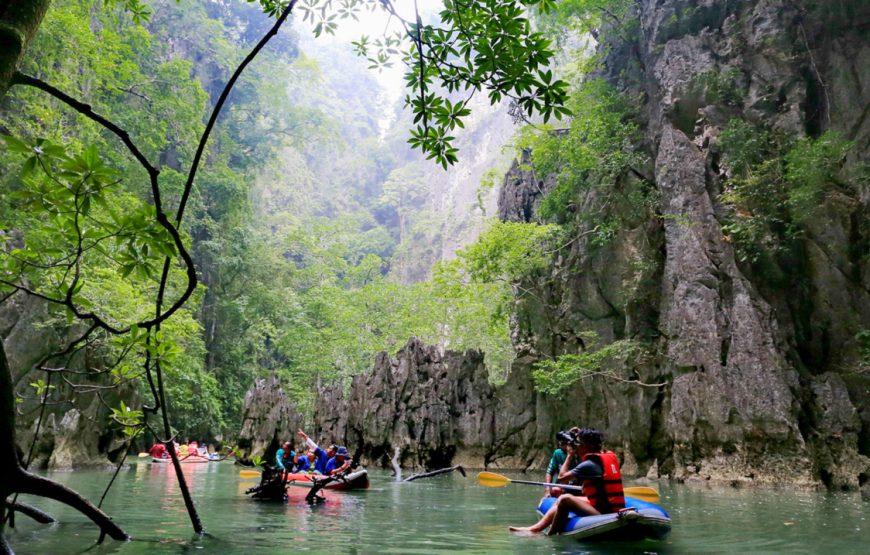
509,428,625,535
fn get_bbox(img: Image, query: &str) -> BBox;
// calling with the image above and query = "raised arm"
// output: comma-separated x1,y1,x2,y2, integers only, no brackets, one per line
298,429,319,451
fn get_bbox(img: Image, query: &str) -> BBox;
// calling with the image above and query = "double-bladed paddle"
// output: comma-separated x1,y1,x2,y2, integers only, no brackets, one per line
477,471,661,503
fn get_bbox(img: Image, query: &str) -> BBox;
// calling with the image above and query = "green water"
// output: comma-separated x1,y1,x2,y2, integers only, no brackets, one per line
9,462,868,554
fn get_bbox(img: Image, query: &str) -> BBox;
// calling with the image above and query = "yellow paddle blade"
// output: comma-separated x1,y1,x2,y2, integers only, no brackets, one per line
477,471,511,487
138,452,149,457
625,486,660,504
239,470,261,478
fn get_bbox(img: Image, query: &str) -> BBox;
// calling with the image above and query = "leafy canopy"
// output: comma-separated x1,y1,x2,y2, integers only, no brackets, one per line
294,0,572,168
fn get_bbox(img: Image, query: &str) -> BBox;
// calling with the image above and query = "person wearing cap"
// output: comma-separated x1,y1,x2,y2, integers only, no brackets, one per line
297,430,335,475
545,428,580,496
510,428,625,534
325,446,351,475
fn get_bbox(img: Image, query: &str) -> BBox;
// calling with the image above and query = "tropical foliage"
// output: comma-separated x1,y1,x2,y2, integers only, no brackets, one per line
0,0,571,440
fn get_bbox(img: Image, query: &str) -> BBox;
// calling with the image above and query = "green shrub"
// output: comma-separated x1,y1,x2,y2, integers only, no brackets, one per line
717,120,853,263
532,335,646,396
516,79,648,232
687,68,744,108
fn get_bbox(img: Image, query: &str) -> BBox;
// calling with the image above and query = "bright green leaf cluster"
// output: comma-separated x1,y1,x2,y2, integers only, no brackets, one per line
532,336,645,396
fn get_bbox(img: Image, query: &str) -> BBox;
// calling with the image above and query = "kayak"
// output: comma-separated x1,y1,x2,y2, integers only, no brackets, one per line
536,495,671,541
151,454,218,464
284,469,370,491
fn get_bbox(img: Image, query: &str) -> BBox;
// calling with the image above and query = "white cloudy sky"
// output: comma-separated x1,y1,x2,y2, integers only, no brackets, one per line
292,0,443,105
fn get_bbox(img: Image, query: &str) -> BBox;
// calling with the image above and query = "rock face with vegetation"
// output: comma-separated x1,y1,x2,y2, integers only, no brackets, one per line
1,294,122,469
494,0,870,489
308,0,870,491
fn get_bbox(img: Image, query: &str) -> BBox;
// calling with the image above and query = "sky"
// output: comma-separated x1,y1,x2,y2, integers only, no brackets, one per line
292,0,442,107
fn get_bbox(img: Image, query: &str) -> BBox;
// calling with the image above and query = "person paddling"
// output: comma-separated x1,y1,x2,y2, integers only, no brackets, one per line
325,446,351,475
510,428,625,535
297,429,335,475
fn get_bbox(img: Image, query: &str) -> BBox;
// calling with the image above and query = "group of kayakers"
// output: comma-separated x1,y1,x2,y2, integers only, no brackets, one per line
510,426,625,535
274,430,351,476
147,439,210,459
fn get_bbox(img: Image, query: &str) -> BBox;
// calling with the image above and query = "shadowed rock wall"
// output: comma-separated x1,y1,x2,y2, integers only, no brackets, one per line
312,338,496,469
237,376,304,461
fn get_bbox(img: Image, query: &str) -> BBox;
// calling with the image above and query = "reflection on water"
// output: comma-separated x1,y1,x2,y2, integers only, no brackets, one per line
9,464,868,554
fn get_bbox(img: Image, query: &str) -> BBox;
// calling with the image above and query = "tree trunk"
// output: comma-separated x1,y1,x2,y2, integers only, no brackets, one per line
1,341,128,550
0,0,52,98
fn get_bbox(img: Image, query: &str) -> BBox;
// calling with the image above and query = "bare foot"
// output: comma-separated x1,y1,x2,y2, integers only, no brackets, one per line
509,526,540,534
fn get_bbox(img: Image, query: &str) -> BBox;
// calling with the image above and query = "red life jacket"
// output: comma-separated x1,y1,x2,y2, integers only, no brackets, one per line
581,451,625,513
148,443,167,459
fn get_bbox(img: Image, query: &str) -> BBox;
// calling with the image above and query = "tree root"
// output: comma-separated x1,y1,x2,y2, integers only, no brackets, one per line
14,471,128,541
404,465,467,482
6,501,56,524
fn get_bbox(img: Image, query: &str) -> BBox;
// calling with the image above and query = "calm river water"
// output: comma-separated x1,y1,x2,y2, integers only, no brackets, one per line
10,462,868,554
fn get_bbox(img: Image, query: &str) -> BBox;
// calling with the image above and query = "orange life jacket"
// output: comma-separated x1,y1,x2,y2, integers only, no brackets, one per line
581,451,625,513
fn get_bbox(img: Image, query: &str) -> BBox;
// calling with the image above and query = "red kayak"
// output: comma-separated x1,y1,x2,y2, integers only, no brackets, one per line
284,469,369,491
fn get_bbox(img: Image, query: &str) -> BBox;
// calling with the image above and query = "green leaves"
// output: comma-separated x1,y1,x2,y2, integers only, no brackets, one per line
0,135,179,324
29,379,56,397
718,120,856,263
103,0,152,23
459,220,558,283
532,337,646,396
110,401,144,438
297,0,572,167
516,79,646,227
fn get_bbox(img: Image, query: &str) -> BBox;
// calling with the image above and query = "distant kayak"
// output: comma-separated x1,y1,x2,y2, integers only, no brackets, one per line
151,454,219,464
284,469,370,491
536,495,671,541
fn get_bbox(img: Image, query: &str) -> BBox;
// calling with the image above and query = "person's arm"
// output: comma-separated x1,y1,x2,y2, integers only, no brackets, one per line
557,445,576,482
566,459,603,485
298,430,320,451
544,450,561,492
329,460,351,476
275,450,285,470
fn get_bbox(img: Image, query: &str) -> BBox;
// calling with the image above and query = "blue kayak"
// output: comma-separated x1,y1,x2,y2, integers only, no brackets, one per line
536,495,672,541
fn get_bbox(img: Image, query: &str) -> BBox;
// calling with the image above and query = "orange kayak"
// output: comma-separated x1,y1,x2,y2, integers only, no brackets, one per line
283,469,369,491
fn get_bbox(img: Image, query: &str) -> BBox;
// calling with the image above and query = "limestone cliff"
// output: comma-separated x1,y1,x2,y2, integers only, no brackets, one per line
1,293,126,469
312,338,495,469
236,376,304,461
492,0,870,489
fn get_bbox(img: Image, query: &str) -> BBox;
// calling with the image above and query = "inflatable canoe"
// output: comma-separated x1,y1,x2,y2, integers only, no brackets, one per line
284,469,370,491
537,495,671,541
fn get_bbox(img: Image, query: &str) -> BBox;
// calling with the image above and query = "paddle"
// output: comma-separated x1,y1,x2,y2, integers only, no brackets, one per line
477,471,661,504
138,452,149,457
239,469,261,478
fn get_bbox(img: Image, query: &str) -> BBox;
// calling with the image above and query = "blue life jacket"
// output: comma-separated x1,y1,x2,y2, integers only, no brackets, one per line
312,447,329,474
296,456,311,472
